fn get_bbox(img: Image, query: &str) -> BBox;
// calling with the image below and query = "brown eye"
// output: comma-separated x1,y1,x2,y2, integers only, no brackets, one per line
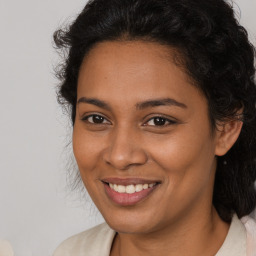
153,117,166,126
146,117,176,126
82,114,110,124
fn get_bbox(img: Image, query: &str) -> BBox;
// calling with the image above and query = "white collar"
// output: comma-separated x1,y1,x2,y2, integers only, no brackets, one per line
216,214,247,256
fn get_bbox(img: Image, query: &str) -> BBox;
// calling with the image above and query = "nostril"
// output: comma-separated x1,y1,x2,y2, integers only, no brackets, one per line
104,149,148,169
102,132,148,169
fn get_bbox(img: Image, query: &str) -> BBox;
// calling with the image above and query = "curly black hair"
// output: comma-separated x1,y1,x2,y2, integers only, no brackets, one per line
53,0,256,222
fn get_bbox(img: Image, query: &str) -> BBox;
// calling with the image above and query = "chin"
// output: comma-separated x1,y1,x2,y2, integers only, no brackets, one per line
102,208,159,234
107,220,151,234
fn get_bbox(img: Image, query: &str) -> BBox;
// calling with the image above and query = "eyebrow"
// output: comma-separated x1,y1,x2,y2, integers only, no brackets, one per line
77,97,111,111
136,98,187,110
77,97,187,110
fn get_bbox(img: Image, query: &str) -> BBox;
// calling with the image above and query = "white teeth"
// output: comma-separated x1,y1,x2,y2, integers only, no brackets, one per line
135,184,143,192
117,185,126,193
126,185,135,194
143,184,149,189
109,183,156,194
114,184,118,192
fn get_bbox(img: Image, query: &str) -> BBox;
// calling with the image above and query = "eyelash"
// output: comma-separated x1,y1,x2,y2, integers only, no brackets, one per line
81,114,111,124
81,114,176,127
145,116,176,126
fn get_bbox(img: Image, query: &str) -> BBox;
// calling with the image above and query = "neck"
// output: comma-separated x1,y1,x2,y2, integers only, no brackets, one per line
110,207,229,256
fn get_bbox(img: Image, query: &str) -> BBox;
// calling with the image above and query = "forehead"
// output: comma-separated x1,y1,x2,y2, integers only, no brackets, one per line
77,40,205,109
80,41,185,80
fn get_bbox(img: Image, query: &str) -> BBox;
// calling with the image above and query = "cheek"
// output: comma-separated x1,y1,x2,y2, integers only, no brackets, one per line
144,128,217,219
147,125,216,184
72,125,103,173
72,125,105,203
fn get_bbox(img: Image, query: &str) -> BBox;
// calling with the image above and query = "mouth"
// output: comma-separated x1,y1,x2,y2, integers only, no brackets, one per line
102,178,161,206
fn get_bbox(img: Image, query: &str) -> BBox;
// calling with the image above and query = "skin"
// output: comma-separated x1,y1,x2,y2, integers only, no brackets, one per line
73,41,242,256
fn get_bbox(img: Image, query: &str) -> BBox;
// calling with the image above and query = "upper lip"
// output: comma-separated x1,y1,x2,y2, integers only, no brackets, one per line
101,177,161,186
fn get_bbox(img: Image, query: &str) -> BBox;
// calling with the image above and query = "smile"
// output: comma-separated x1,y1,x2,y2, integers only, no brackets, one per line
109,183,156,194
102,178,160,206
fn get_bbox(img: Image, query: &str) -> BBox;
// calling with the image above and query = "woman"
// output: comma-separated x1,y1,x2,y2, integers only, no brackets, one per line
53,0,256,255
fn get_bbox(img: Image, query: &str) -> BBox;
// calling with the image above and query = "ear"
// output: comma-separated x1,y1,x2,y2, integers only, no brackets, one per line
215,119,243,156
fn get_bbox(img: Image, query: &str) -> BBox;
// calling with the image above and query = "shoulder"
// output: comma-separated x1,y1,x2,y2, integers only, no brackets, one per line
53,222,116,256
240,215,256,256
0,240,14,256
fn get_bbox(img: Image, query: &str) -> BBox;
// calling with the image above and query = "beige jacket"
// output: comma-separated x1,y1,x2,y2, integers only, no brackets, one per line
53,215,256,256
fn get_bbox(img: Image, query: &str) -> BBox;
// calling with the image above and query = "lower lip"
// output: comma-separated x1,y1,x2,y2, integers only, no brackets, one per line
104,183,158,206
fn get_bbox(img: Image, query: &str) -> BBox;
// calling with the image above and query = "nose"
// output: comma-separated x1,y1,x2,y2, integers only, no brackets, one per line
103,128,148,170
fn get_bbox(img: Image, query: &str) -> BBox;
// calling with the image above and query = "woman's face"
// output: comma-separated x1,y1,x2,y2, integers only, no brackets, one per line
73,41,220,234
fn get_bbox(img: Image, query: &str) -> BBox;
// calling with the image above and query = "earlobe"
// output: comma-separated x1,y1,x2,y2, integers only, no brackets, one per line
215,119,243,156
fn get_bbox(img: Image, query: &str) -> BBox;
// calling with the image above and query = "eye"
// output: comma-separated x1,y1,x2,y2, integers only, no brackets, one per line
146,116,175,126
82,114,110,124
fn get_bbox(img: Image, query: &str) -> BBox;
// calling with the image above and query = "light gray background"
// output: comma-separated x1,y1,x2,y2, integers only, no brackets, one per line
0,0,255,255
